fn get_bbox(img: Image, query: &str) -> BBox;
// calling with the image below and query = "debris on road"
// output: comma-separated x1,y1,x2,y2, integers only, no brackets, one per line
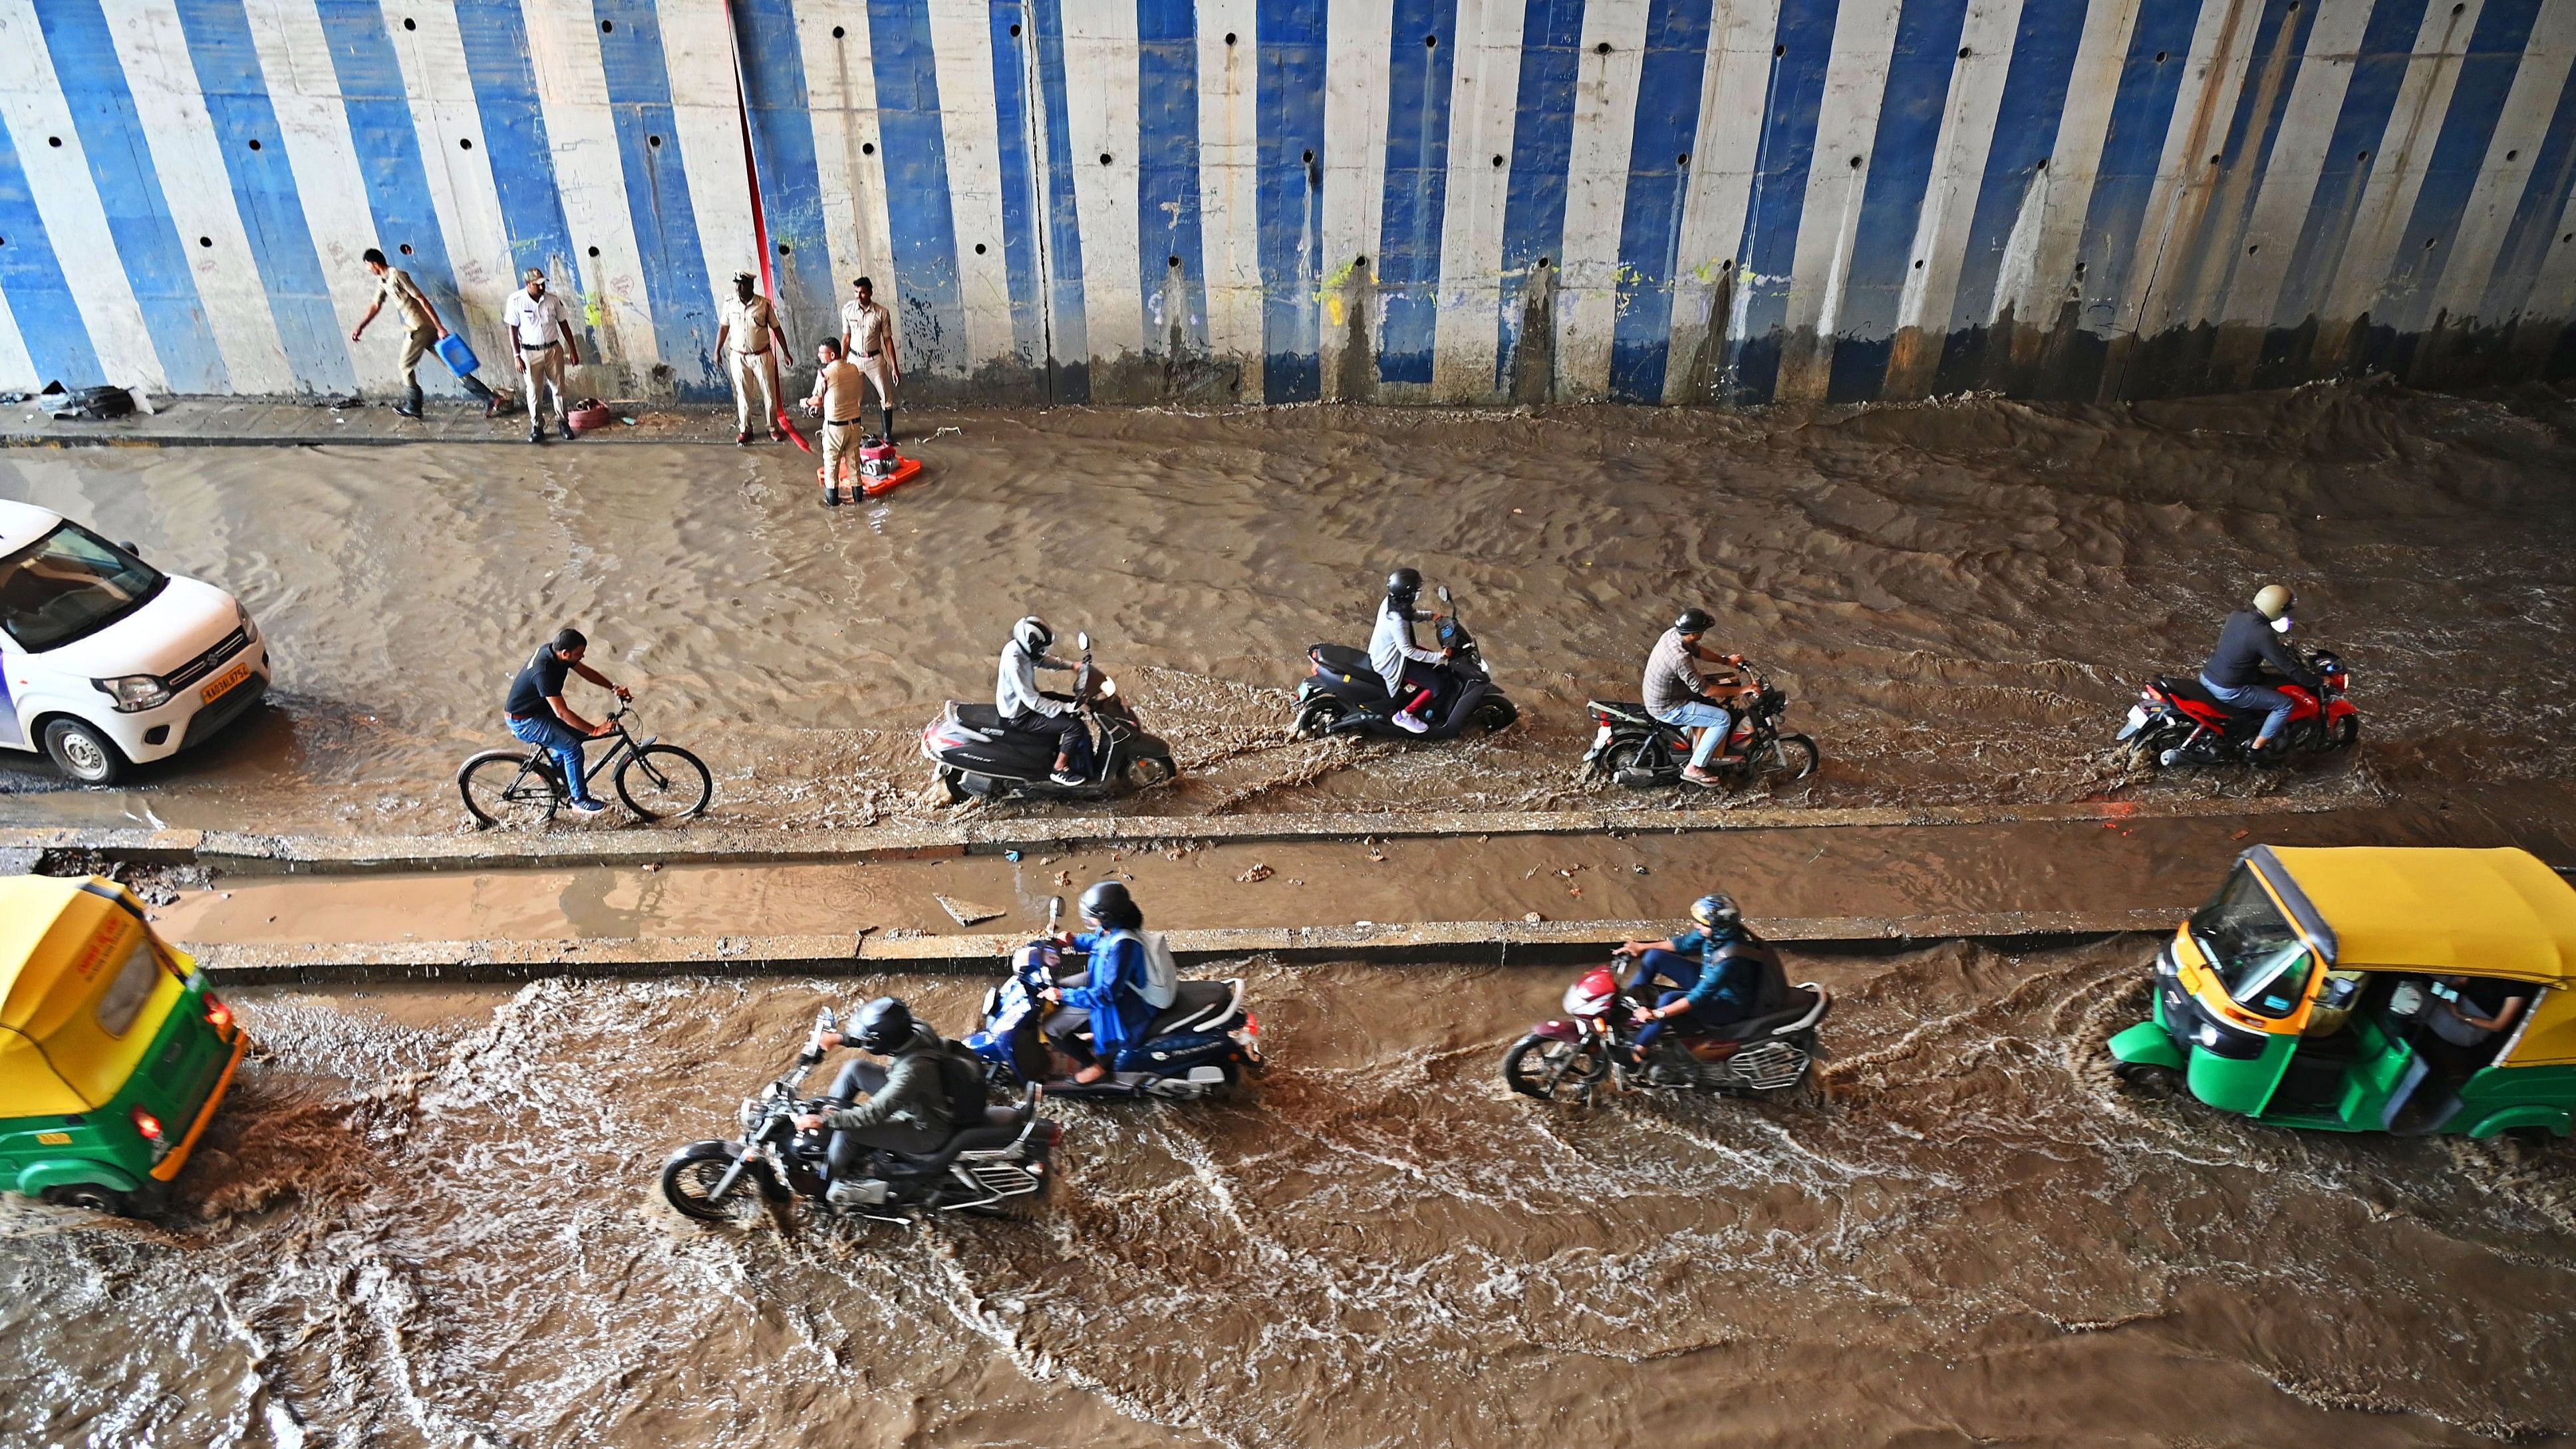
934,894,1006,927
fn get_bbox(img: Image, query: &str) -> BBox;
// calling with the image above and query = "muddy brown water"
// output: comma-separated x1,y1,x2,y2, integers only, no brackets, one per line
3,946,2572,1446
4,381,2572,835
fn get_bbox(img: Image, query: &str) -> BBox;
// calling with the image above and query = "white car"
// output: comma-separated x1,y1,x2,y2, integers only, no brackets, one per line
0,499,270,785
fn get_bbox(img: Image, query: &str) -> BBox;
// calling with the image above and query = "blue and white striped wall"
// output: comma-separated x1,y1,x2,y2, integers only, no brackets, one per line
0,0,2570,407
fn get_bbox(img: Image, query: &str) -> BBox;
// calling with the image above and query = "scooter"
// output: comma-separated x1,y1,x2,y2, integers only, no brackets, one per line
923,631,1180,803
1503,961,1830,1106
962,898,1260,1100
1580,659,1819,789
1292,585,1518,741
660,1006,1062,1225
2116,646,2359,769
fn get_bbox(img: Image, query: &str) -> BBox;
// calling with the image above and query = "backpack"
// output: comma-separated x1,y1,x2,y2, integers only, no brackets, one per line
1137,930,1179,1009
934,1041,989,1129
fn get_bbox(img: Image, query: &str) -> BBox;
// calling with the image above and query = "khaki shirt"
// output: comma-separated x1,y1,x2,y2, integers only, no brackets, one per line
810,358,864,422
721,295,778,354
841,299,894,358
378,268,434,332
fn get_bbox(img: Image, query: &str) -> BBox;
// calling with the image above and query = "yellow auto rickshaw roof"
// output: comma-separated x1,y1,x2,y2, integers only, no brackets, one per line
2251,846,2576,986
0,875,144,1027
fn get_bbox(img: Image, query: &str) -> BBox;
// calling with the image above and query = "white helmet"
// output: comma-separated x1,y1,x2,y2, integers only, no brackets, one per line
1012,616,1053,654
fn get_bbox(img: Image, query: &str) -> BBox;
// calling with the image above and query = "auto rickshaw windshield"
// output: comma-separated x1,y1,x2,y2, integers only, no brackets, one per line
2190,866,2318,1019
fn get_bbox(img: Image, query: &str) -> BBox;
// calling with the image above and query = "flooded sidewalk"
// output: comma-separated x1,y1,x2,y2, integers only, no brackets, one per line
1,380,2570,838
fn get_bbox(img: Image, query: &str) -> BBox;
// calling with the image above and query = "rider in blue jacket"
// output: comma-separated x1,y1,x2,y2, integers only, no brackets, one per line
1045,879,1156,1083
1614,893,1772,1047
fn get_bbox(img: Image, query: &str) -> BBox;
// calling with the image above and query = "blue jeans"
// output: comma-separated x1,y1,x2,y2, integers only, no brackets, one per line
1653,700,1735,769
2198,674,2294,743
507,714,599,805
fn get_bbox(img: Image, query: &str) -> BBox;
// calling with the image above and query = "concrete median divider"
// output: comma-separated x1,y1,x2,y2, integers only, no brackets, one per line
188,908,2180,984
5,789,2371,879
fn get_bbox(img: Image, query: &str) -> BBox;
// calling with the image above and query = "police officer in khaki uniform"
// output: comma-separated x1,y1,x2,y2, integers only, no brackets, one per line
803,337,867,505
838,275,901,445
351,247,501,419
716,271,788,444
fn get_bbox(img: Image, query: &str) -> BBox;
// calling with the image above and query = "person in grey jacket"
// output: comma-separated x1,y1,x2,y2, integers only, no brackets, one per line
794,997,953,1168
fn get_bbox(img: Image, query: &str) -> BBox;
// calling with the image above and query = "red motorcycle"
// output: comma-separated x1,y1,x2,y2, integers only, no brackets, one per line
2116,646,2359,769
1501,962,1830,1105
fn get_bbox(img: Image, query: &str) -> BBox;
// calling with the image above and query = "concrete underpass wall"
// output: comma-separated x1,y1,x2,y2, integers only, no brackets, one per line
0,0,2571,408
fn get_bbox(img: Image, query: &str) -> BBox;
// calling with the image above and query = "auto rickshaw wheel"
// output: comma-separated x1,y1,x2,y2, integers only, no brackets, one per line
40,1182,132,1215
2112,1061,2183,1099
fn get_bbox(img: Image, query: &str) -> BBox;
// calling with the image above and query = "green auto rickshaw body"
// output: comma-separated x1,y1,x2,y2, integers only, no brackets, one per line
2112,845,2576,1138
0,874,248,1210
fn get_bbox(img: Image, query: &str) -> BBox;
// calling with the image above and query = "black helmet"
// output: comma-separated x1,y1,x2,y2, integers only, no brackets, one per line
1078,878,1134,925
1673,608,1715,636
1387,568,1422,602
1689,893,1741,932
851,996,915,1052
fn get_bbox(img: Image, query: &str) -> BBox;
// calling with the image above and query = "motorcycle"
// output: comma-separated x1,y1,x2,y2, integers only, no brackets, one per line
660,1006,1062,1225
1502,961,1830,1105
1292,585,1518,741
963,898,1261,1099
1580,659,1819,789
2116,646,2359,769
923,630,1179,803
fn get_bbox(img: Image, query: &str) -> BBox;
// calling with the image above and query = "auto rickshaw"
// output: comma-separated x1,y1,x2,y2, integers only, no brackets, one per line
1,874,249,1212
2110,845,2575,1138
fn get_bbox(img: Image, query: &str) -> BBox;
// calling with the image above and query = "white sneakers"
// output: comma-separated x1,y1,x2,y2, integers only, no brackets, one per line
1391,711,1429,734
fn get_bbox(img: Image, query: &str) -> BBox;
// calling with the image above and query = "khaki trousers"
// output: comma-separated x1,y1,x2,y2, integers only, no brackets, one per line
729,348,778,432
398,323,438,386
821,419,861,491
519,344,568,422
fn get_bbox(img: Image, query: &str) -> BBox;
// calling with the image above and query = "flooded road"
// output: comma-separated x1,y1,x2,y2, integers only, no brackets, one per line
3,380,2571,834
4,946,2573,1446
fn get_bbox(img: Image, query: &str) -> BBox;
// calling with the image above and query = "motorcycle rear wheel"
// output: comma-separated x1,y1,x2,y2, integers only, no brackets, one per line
1292,697,1348,740
1503,1034,1608,1101
661,1144,766,1224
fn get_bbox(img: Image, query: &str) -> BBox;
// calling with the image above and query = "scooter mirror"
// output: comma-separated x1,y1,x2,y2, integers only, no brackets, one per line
1046,896,1064,932
1076,630,1091,652
1437,585,1453,604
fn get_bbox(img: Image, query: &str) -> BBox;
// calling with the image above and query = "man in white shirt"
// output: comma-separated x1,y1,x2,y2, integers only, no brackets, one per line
501,268,581,443
838,275,901,444
716,271,789,444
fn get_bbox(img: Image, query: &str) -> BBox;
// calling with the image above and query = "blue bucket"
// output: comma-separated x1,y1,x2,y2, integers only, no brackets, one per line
434,332,480,378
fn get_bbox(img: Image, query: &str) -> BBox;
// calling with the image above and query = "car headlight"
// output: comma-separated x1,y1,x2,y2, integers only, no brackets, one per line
92,674,171,712
235,600,258,643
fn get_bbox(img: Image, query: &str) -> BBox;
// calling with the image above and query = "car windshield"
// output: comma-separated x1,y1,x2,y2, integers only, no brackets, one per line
0,522,164,652
2190,865,2318,1018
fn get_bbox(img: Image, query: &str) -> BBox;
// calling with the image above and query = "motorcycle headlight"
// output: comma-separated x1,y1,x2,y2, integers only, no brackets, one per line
92,674,171,712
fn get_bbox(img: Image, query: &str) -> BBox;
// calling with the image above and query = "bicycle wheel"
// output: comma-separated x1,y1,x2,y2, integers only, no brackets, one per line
617,744,714,821
459,751,559,829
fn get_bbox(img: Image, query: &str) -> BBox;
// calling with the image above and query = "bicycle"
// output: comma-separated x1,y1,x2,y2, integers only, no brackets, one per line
456,708,712,828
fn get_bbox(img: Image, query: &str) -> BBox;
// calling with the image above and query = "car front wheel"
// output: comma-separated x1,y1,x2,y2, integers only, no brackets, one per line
42,718,124,786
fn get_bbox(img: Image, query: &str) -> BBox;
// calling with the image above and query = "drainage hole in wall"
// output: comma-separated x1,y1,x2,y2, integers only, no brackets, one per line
2358,149,2371,161
1957,45,1969,57
460,137,474,150
1101,152,1113,164
46,136,59,148
2424,235,2440,248
1355,255,1368,268
247,138,261,151
833,25,845,37
1226,31,1237,43
2208,152,2219,164
1848,154,1862,168
600,19,613,33
976,243,987,254
587,246,600,257
198,235,212,248
1012,23,1022,35
2507,149,2519,160
648,134,662,148
2155,49,2167,61
778,242,791,255
1677,152,1689,166
1912,259,1924,269
2247,243,2259,254
1168,255,1182,268
1302,149,1315,163
1773,43,1785,56
1492,154,1504,166
1601,41,1615,54
402,17,415,29
1424,33,1437,46
863,142,875,155
399,243,413,255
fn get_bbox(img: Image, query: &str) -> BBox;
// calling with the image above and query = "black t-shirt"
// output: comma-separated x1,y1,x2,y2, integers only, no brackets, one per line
505,644,572,718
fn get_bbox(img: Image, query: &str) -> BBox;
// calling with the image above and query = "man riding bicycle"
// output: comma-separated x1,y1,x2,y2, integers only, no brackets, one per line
503,626,630,814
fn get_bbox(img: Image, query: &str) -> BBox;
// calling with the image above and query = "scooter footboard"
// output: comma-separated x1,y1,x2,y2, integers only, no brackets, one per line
1113,1031,1238,1073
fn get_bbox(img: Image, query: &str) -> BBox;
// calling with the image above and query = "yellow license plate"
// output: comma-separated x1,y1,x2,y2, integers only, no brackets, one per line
200,659,252,704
